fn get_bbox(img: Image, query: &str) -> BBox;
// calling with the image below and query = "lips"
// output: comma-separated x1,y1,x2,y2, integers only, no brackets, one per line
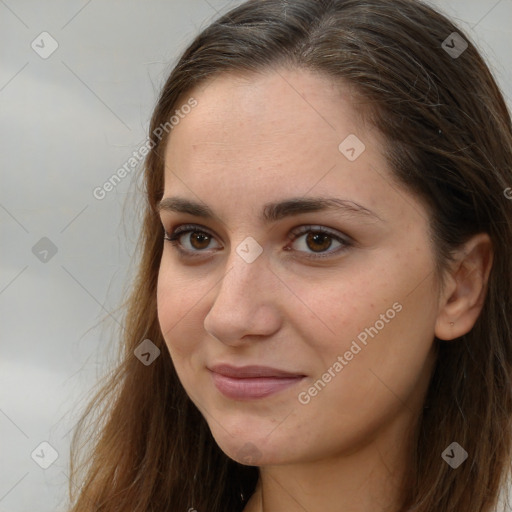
208,364,306,399
210,364,304,379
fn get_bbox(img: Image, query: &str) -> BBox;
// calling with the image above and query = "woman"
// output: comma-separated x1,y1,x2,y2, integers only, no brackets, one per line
68,1,512,511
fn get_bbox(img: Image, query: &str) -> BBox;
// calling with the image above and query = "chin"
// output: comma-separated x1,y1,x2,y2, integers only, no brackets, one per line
208,423,299,466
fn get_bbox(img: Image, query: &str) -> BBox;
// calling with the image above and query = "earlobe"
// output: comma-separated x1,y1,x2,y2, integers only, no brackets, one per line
434,233,493,341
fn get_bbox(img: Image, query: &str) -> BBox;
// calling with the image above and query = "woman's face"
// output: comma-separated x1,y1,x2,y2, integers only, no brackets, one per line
157,69,440,466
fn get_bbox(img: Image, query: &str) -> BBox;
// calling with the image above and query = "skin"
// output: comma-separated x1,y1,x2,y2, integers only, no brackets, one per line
156,68,493,512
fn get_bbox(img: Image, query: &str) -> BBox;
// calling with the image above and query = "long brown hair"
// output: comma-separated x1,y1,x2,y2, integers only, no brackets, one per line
68,1,512,511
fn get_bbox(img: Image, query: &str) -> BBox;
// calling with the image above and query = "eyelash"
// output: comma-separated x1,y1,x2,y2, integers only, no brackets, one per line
162,223,353,260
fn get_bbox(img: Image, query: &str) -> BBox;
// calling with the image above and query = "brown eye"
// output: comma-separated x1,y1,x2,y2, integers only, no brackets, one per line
189,232,212,250
305,232,333,252
289,226,351,259
163,224,221,256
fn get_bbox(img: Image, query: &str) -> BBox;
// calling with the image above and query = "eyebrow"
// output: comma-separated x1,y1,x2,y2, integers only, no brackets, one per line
157,196,383,223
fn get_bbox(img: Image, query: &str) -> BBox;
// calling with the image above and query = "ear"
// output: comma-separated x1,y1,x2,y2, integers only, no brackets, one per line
435,233,493,341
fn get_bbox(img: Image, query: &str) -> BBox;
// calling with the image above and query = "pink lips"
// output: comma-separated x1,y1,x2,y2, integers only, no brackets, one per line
209,364,305,400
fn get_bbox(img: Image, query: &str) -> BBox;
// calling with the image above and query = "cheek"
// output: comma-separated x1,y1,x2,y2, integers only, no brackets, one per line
292,297,436,456
293,249,438,399
284,263,394,356
156,257,205,358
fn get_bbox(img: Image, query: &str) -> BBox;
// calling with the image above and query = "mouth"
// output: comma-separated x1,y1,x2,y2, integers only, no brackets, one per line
208,364,306,400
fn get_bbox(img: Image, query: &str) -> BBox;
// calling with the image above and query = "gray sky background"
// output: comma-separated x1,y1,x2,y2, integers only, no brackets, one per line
1,1,511,511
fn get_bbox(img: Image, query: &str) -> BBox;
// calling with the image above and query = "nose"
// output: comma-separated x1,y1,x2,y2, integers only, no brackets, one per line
203,248,282,346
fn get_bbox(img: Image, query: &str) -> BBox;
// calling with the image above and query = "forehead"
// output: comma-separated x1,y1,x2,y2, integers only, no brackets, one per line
168,68,368,150
161,68,414,226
